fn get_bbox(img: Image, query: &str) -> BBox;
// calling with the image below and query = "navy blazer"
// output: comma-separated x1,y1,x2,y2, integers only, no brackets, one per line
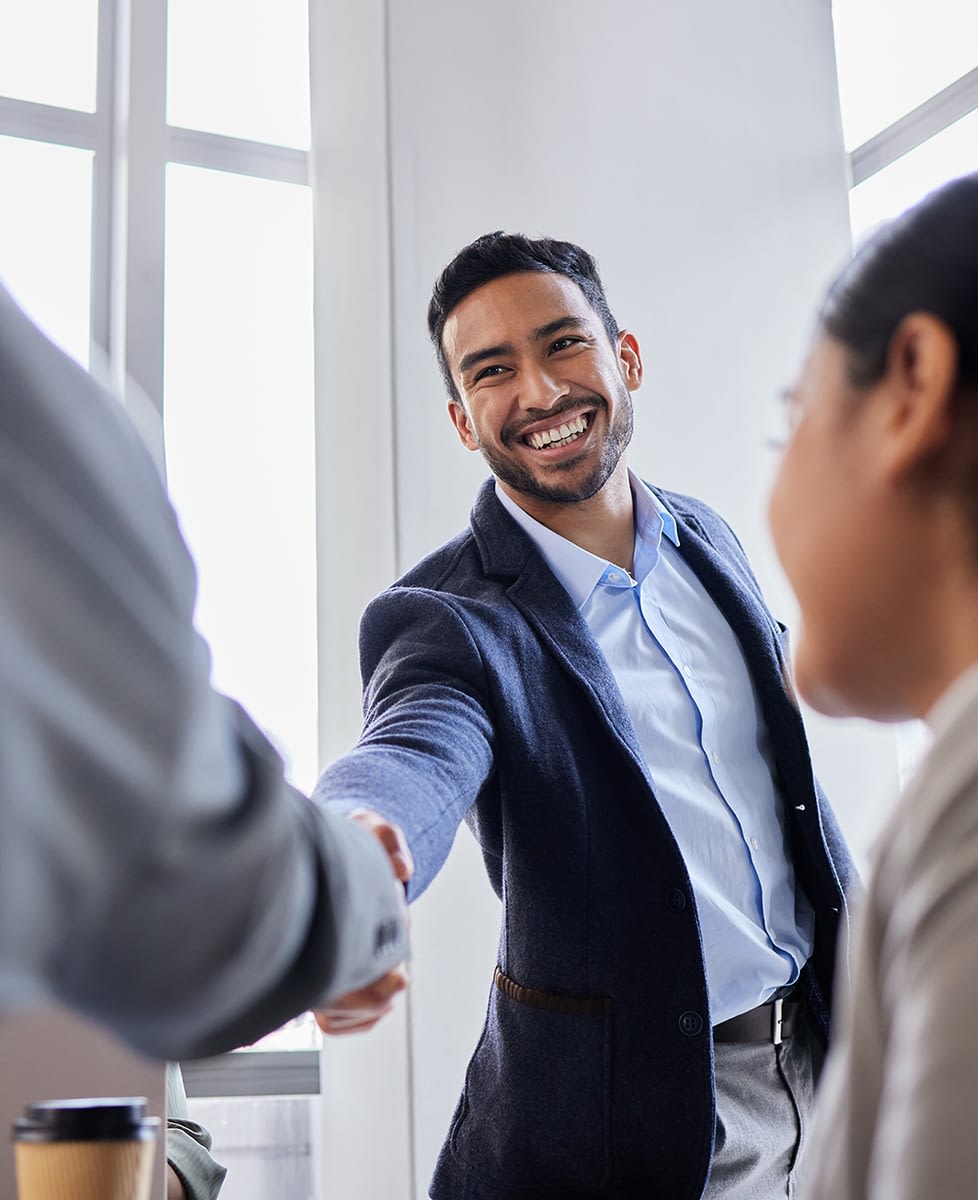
317,479,856,1200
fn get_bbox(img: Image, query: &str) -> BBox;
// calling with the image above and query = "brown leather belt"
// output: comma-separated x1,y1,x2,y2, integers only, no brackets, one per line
712,990,803,1045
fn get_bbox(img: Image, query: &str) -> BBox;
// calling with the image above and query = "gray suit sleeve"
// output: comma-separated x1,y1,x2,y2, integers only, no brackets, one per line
0,282,408,1058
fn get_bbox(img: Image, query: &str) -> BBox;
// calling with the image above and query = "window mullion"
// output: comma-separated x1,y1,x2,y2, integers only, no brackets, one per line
849,64,978,187
90,0,120,372
0,97,94,150
166,125,309,185
116,0,167,431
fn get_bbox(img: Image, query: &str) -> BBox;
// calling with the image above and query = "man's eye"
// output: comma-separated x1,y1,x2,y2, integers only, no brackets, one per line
550,336,582,353
473,364,506,382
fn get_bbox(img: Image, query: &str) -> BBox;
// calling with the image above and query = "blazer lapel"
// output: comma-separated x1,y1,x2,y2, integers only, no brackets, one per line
669,510,783,682
468,480,650,774
670,502,816,795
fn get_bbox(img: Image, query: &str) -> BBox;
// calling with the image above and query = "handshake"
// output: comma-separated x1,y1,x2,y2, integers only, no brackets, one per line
313,809,414,1035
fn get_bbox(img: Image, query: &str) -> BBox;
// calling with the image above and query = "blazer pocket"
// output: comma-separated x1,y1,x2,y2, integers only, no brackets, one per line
449,966,613,1191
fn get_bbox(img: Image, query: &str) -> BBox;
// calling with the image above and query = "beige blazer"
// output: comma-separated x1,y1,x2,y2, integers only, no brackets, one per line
800,665,978,1200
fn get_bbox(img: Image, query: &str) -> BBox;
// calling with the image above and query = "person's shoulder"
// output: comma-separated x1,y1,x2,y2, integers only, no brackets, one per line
884,682,978,881
387,526,482,594
390,478,545,590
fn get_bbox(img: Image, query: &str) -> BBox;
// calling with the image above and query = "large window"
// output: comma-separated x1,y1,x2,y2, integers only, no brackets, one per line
2,1,322,1191
1,0,318,794
832,0,978,241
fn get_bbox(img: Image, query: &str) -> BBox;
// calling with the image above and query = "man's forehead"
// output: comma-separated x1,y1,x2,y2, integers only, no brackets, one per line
442,271,595,361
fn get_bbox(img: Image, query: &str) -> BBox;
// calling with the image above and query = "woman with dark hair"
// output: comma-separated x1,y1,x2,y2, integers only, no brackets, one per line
768,171,978,1200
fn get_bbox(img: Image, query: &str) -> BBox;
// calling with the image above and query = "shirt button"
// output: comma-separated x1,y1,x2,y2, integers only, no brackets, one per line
750,837,759,851
608,571,621,583
710,751,719,765
667,888,687,911
683,664,692,677
679,1011,704,1037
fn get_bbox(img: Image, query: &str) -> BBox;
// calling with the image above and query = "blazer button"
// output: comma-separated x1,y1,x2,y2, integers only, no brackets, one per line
667,888,687,911
679,1011,704,1037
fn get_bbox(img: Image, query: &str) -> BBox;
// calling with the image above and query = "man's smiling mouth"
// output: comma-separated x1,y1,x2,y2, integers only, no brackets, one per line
523,414,590,450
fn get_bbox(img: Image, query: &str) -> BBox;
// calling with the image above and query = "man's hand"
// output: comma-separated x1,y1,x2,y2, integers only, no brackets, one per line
313,963,410,1034
313,807,413,1035
347,807,415,885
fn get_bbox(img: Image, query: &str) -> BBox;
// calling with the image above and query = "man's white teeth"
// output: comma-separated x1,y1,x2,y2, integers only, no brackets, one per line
526,414,588,450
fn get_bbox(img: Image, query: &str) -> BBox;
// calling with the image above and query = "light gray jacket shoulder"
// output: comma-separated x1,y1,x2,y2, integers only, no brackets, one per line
0,282,406,1058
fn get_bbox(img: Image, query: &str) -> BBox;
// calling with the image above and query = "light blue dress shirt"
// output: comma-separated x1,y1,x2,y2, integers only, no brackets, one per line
496,473,814,1023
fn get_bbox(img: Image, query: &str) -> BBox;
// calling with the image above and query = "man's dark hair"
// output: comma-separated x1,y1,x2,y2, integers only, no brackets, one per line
427,231,621,400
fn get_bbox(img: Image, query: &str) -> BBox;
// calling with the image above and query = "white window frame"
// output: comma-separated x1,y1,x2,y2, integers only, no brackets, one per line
0,2,404,1134
846,63,978,186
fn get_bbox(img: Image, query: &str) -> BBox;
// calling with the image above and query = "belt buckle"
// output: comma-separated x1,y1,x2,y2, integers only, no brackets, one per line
771,997,784,1046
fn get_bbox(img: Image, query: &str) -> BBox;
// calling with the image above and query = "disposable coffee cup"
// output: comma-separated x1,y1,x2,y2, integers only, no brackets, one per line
12,1097,159,1200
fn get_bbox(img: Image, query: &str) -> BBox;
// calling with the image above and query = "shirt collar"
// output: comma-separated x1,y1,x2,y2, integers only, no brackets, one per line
494,470,680,610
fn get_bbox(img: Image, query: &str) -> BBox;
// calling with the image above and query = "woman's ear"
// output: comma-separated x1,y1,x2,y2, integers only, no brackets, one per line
878,313,959,481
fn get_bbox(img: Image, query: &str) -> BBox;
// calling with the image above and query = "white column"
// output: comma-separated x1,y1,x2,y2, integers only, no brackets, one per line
309,1,414,1196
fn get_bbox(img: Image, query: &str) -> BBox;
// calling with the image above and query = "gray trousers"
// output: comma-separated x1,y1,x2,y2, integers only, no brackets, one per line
704,1018,824,1199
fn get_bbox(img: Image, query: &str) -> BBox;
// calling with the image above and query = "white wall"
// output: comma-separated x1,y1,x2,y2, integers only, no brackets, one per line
315,3,900,1196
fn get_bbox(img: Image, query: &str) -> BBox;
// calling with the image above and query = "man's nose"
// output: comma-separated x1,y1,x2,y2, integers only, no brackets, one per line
518,366,568,410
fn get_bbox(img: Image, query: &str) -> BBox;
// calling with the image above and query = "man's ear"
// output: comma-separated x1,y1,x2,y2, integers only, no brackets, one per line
879,313,958,481
448,399,480,451
618,331,643,392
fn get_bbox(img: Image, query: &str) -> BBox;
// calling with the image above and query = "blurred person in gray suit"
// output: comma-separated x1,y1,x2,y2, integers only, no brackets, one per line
0,279,409,1061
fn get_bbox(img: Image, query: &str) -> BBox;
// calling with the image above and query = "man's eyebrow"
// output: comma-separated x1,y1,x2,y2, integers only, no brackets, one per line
530,315,589,342
458,342,515,378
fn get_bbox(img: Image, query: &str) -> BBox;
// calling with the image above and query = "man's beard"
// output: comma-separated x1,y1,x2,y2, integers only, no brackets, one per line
477,390,633,505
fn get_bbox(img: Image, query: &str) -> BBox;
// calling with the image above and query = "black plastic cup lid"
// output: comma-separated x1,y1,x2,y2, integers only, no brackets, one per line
13,1098,160,1143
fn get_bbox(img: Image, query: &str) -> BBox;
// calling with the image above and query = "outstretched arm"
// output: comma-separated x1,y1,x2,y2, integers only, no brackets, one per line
0,283,408,1058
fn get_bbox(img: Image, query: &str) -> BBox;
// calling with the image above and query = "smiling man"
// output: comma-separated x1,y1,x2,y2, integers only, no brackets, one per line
315,232,856,1199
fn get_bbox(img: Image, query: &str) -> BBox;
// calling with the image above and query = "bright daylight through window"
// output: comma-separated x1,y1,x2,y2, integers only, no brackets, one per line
1,2,320,1196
